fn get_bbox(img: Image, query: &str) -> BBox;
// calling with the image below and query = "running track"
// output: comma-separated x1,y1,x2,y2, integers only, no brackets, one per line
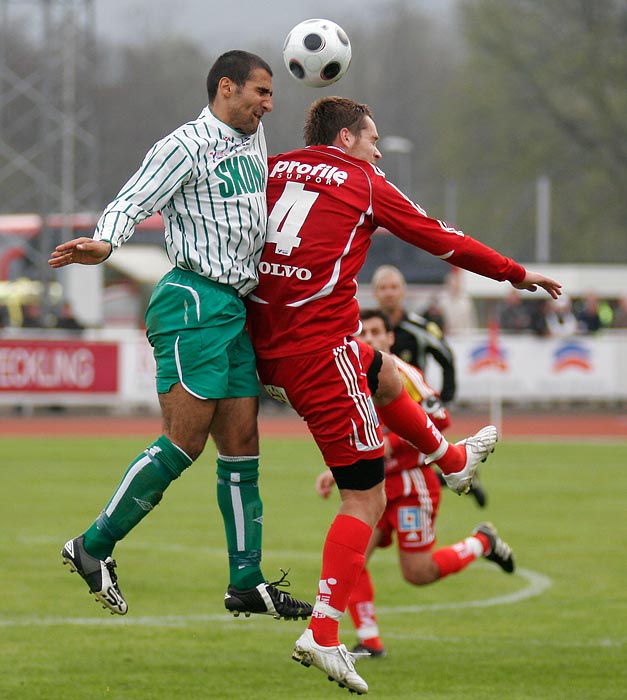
1,410,625,439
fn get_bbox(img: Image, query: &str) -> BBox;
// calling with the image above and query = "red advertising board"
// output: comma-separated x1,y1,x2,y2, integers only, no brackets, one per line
0,339,118,393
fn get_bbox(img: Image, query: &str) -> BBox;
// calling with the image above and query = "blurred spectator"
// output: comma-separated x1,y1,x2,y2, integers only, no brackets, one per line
421,295,446,329
544,296,578,337
612,296,627,328
498,289,533,333
439,268,478,335
598,301,614,327
529,300,549,336
55,302,85,331
20,302,44,328
574,291,603,334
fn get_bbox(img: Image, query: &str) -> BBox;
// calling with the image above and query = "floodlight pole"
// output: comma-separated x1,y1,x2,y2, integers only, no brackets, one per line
380,135,414,197
535,174,551,263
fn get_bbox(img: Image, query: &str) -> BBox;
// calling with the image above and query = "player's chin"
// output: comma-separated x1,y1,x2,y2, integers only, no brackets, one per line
244,115,262,135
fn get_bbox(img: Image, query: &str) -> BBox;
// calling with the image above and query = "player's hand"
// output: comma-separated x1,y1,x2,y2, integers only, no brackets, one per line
48,238,112,268
512,270,562,299
383,435,394,459
315,469,336,498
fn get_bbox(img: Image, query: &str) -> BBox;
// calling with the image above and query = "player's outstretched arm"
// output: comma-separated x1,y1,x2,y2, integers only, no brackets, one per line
512,270,562,299
48,238,113,268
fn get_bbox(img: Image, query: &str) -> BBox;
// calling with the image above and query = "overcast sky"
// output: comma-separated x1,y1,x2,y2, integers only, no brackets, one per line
94,0,457,52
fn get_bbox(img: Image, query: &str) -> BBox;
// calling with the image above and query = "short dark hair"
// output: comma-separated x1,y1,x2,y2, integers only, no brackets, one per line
360,308,393,332
206,50,272,103
304,96,373,146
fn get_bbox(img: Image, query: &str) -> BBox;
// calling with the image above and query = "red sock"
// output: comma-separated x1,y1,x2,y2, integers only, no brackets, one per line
309,514,372,647
431,536,484,578
377,389,466,473
348,567,384,651
472,531,491,554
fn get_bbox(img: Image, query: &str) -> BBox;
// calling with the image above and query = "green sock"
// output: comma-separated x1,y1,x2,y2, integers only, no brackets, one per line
216,455,265,590
83,436,192,559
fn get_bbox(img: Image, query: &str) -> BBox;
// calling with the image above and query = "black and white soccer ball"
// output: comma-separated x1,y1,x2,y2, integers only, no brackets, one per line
282,19,352,88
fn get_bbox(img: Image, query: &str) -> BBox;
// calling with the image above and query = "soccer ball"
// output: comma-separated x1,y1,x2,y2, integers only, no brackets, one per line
282,19,352,88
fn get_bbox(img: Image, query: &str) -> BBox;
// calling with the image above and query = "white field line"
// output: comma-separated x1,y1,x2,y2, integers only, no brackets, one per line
376,566,553,614
1,566,550,628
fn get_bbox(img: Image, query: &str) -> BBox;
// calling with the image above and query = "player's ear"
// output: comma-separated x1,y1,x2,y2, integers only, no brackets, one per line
218,77,233,98
337,127,353,149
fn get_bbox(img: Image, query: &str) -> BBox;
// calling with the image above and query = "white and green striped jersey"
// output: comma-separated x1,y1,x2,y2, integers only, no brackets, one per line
94,106,268,296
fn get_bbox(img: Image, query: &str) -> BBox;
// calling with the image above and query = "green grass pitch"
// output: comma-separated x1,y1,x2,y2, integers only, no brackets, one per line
1,434,625,699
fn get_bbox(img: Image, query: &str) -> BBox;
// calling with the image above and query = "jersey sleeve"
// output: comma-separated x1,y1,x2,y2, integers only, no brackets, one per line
423,322,457,402
95,136,195,249
397,315,457,402
371,172,526,284
397,356,451,430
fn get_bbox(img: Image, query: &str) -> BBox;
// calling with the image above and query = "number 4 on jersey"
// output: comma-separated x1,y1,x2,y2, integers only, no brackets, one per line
267,181,319,256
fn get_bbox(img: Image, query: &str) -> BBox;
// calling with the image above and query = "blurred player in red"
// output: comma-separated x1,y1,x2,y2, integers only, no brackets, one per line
246,96,561,693
315,310,515,657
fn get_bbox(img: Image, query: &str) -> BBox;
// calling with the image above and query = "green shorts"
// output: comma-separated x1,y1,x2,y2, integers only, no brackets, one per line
145,268,259,399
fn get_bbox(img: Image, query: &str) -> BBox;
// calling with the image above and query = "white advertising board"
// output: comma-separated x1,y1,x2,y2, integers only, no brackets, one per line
2,329,626,410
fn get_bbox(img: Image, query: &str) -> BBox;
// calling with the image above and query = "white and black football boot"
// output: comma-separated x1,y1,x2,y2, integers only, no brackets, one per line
472,522,515,574
224,569,312,620
61,535,128,615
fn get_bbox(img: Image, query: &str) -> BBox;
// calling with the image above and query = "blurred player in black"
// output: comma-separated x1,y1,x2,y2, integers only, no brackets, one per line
372,264,456,402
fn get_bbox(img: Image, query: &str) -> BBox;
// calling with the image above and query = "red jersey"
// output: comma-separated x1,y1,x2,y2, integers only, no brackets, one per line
246,145,526,359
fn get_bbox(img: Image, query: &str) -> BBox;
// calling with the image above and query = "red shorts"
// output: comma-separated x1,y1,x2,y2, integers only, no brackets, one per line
256,338,384,467
377,466,441,552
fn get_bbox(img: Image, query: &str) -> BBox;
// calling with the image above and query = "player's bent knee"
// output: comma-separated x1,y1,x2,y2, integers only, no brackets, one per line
401,559,439,586
164,430,208,462
330,459,386,526
403,570,435,586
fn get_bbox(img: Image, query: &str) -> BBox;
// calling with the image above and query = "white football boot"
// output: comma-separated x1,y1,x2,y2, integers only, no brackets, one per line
292,629,369,694
442,425,498,495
